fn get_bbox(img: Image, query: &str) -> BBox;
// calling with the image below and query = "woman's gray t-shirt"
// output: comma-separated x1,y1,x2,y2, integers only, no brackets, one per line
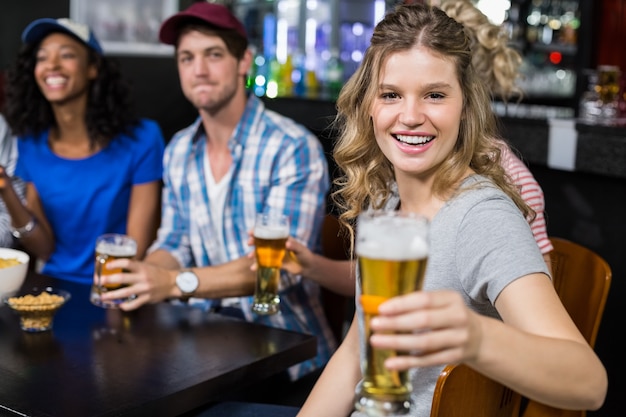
352,176,550,417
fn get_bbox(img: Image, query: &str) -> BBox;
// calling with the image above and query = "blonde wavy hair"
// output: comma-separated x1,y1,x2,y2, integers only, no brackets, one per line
440,0,523,101
331,4,532,239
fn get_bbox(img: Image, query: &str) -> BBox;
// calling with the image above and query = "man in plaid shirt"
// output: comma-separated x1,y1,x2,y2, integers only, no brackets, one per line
99,2,336,380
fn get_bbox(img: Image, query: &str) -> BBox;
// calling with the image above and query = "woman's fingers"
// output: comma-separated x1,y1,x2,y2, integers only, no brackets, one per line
365,289,482,369
373,290,469,332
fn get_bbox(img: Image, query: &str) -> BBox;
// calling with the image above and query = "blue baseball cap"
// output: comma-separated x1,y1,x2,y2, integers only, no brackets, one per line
22,18,103,55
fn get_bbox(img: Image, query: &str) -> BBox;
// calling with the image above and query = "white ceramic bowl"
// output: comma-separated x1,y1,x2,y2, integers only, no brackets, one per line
0,248,30,299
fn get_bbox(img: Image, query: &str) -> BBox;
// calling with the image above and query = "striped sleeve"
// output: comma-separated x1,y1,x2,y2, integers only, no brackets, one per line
501,145,554,255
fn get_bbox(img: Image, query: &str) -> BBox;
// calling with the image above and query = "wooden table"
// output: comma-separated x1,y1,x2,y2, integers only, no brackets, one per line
0,273,317,417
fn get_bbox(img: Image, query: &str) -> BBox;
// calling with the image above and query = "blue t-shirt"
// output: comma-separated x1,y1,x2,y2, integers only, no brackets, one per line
15,119,164,284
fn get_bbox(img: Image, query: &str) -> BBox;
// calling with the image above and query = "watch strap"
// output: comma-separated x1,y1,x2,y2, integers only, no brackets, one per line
11,217,36,239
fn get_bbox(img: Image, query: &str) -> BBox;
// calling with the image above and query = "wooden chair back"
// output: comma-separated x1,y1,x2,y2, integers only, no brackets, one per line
430,364,521,417
320,214,352,342
548,237,612,347
522,237,612,417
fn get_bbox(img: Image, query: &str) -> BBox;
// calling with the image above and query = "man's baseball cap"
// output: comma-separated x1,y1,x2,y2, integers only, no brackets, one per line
159,2,247,45
22,18,103,55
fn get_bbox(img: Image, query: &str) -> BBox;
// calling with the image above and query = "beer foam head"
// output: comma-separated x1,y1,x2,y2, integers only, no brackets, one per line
254,223,289,239
356,212,429,260
96,241,136,257
96,234,137,257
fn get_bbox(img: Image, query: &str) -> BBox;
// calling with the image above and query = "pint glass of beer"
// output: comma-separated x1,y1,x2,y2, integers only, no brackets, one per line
354,211,429,416
251,212,289,315
90,233,137,308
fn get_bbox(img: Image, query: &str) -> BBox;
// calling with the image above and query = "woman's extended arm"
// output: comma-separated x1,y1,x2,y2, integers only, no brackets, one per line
370,273,607,411
283,237,356,296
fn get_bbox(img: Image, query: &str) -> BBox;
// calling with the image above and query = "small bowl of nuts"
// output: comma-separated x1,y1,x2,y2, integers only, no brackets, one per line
3,287,71,332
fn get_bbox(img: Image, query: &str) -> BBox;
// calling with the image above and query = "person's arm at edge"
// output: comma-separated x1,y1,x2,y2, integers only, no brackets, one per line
284,237,356,296
126,180,161,259
126,119,165,259
102,250,256,309
297,314,361,417
0,180,54,258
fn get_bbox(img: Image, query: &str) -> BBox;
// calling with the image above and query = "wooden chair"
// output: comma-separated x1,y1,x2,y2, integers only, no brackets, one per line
430,363,521,417
430,238,611,417
319,214,353,343
521,237,612,417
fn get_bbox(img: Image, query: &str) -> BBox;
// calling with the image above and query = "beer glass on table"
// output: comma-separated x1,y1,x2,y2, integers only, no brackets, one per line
90,233,137,308
251,212,289,315
354,211,429,416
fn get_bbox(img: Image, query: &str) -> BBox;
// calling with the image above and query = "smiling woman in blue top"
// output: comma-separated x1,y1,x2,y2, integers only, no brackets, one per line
1,18,164,284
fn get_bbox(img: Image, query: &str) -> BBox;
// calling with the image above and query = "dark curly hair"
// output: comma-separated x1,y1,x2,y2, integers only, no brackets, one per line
4,38,139,148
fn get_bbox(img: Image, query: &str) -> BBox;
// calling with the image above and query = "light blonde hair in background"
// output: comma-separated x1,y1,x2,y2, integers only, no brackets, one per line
331,4,532,239
439,0,523,101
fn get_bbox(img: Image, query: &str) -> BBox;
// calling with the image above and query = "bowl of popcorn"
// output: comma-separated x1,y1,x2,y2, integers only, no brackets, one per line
0,248,30,299
4,287,71,332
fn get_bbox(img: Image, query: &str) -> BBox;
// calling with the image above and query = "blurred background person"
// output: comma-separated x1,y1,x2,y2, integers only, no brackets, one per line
0,70,25,248
0,114,25,248
2,18,164,284
98,2,335,382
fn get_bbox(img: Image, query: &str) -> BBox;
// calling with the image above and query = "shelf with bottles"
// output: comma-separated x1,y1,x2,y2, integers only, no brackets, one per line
235,0,383,102
499,0,584,103
514,0,581,53
247,47,346,101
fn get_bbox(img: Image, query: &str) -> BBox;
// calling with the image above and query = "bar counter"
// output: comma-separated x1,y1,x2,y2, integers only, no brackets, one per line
499,116,626,180
262,96,626,180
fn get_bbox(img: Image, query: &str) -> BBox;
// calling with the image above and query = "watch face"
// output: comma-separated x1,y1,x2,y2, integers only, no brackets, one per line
177,271,199,294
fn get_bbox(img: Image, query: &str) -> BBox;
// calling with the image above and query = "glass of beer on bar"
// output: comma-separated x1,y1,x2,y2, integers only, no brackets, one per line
354,211,429,416
251,212,289,315
90,233,137,308
597,65,621,120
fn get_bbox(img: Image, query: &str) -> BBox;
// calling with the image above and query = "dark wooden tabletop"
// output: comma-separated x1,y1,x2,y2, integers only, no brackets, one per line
0,273,317,417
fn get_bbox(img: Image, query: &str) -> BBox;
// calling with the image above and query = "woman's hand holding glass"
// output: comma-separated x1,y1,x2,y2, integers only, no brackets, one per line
369,289,482,370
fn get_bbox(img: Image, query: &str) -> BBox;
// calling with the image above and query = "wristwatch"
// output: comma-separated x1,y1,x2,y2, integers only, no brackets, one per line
176,270,199,297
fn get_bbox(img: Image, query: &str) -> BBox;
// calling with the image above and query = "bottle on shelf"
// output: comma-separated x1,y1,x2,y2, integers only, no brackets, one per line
321,48,344,101
578,69,601,123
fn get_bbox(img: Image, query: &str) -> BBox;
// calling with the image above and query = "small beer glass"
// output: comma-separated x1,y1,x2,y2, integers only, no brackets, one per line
90,233,137,309
354,211,429,416
597,65,621,120
598,65,621,105
251,212,289,315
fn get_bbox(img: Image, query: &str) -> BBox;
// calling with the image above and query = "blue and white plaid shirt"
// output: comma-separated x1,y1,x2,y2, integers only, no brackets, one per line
150,95,335,379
